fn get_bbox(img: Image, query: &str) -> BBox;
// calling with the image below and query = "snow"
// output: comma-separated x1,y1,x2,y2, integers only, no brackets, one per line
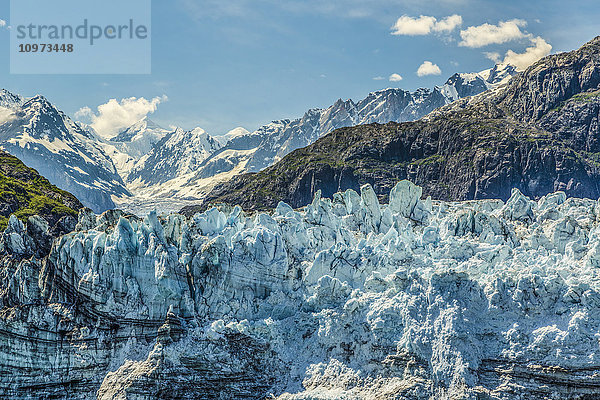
0,93,129,211
8,131,75,154
127,126,222,188
110,117,171,158
13,180,600,398
69,165,89,175
117,148,256,215
215,126,251,145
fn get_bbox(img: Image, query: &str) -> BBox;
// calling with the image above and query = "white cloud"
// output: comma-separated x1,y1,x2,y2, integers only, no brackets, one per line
372,76,385,81
0,20,6,28
500,37,552,70
75,96,168,138
484,51,501,63
417,61,441,77
391,15,436,35
459,19,528,48
391,14,462,36
389,73,403,82
74,106,93,120
433,15,463,33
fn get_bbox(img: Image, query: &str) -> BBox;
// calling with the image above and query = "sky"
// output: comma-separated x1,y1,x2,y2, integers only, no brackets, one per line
0,0,599,137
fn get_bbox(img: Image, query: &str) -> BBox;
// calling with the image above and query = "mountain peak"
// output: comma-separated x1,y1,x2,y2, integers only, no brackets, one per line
0,89,24,109
0,90,129,211
485,64,517,85
127,125,221,186
23,94,53,109
189,127,207,136
584,35,600,47
224,126,250,139
111,117,169,145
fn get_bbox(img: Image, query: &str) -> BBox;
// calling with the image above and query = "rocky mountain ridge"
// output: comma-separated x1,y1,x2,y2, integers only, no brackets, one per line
117,64,515,209
184,37,600,214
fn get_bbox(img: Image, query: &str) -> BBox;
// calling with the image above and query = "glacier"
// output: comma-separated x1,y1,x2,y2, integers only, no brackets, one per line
1,180,600,398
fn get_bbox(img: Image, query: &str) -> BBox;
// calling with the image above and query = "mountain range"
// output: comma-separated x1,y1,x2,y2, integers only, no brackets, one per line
184,37,600,213
0,64,515,215
117,63,517,208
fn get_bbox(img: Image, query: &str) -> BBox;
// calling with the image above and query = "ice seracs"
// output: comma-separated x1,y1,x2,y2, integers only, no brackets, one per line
1,180,600,398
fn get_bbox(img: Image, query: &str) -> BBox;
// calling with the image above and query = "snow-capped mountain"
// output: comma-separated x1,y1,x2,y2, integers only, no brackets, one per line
127,63,516,204
127,127,222,190
482,63,518,85
90,117,171,180
440,63,517,101
110,117,171,158
0,91,130,212
214,126,251,146
110,64,517,211
0,89,24,109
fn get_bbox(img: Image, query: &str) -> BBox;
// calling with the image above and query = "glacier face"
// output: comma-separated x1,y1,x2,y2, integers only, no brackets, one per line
1,180,600,398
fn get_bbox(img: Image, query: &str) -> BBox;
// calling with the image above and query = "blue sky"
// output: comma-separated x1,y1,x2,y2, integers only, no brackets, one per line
0,0,599,137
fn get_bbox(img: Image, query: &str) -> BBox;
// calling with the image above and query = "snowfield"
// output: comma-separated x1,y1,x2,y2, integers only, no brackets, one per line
3,180,600,398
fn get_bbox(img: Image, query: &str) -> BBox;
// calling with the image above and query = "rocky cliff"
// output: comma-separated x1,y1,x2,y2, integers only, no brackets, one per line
184,36,600,214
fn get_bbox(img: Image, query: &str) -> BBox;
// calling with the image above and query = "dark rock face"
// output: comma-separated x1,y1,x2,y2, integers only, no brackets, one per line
183,36,600,214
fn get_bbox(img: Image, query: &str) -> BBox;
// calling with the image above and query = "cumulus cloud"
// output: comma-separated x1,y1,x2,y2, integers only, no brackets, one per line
459,19,528,48
391,14,462,36
388,73,403,82
73,106,93,120
433,15,463,33
497,37,552,70
372,76,385,81
0,20,6,28
75,96,168,138
484,51,501,63
417,61,441,77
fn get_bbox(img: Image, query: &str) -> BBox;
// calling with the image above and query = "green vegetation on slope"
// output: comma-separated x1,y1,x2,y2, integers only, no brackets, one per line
0,151,81,230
